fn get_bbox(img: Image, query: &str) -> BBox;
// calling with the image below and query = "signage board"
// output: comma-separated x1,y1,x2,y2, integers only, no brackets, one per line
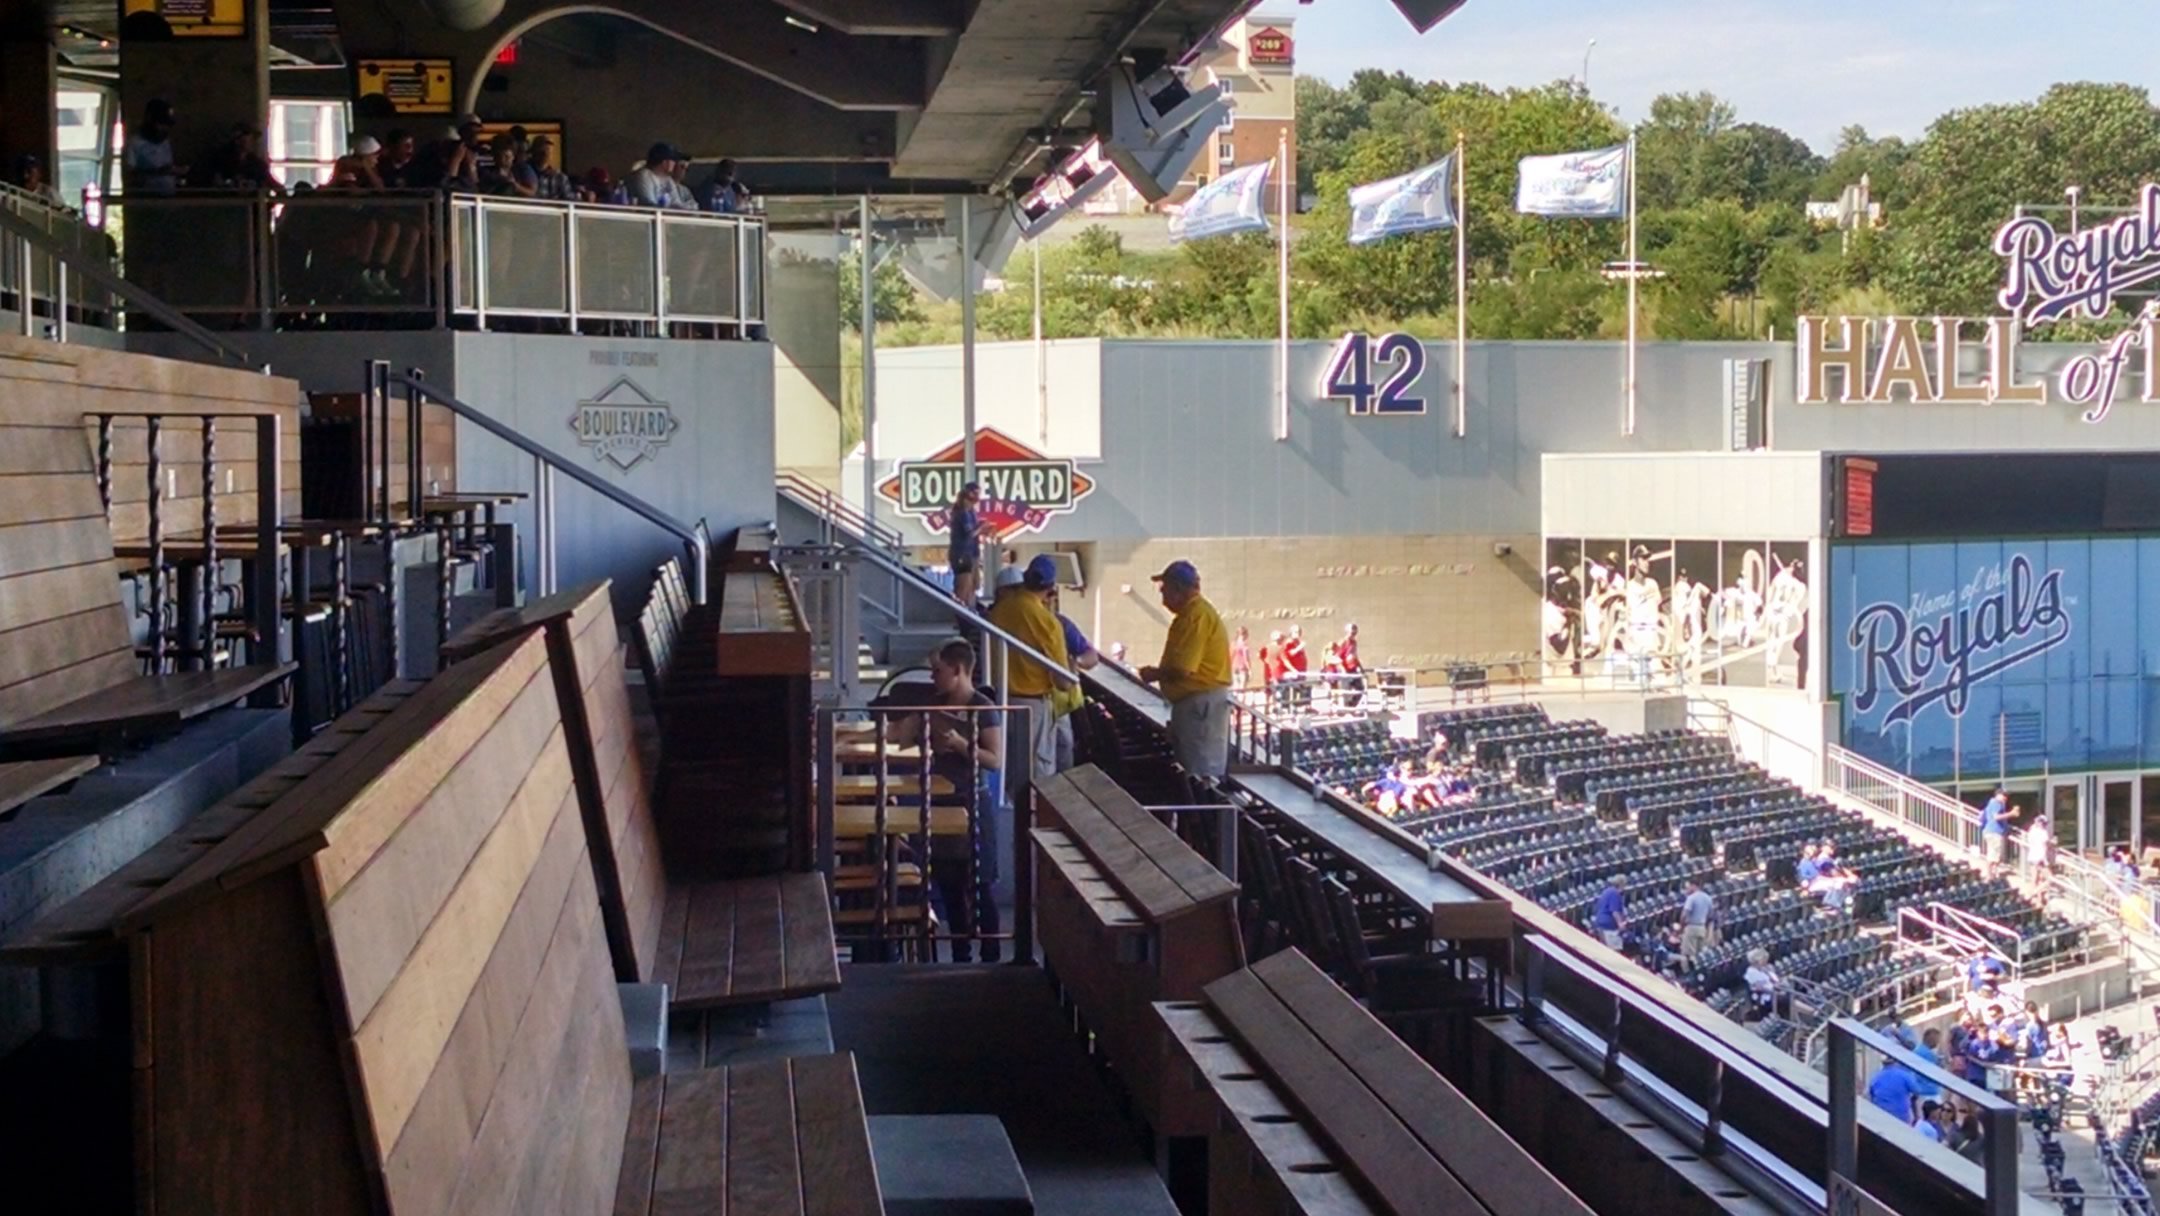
1840,457,1877,537
356,58,454,116
1798,183,2160,424
123,0,246,36
568,375,678,471
1319,332,1429,415
1248,25,1294,65
877,428,1096,539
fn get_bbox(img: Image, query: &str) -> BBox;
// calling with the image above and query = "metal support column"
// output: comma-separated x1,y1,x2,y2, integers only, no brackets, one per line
859,196,878,532
252,415,282,683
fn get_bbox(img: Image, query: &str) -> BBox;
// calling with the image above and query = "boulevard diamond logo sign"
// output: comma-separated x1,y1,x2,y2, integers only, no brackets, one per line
569,376,679,471
877,428,1095,540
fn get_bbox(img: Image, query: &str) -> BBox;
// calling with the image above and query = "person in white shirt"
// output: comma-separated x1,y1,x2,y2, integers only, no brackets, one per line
626,143,683,208
123,99,183,196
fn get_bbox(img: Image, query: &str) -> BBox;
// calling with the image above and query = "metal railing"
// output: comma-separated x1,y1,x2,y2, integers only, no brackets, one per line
378,366,710,604
1826,1018,2021,1216
95,190,765,335
1,182,118,336
776,471,907,554
0,192,256,367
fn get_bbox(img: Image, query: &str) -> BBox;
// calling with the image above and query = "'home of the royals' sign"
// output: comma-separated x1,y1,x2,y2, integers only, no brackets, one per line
1799,182,2160,423
1846,554,2072,727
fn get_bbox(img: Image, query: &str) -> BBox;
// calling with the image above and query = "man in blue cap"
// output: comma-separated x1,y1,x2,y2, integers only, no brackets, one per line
1139,559,1232,778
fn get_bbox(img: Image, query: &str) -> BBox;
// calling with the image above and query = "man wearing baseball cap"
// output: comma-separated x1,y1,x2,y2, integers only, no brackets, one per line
1139,560,1231,778
986,553,1074,781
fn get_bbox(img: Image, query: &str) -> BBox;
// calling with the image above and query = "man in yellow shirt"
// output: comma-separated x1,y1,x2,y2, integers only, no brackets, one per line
1139,560,1231,778
986,557,1074,780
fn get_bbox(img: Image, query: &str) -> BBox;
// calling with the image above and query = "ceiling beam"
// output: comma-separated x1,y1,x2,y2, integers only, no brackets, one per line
772,0,965,37
633,0,929,111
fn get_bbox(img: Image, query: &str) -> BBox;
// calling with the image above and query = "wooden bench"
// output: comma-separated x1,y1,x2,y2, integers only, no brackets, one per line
110,628,880,1215
0,680,422,969
0,755,97,818
441,579,842,1013
1032,763,1244,1134
0,433,290,755
1157,949,1593,1216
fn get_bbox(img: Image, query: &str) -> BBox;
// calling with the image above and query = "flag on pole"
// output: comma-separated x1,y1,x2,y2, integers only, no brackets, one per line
1170,159,1274,242
1515,143,1628,218
1347,152,1457,245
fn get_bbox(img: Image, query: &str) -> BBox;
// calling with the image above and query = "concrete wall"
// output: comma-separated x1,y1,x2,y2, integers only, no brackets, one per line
1543,452,1826,542
452,332,775,603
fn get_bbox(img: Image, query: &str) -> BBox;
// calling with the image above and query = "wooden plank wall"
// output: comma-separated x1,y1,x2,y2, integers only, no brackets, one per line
309,391,458,510
0,335,305,545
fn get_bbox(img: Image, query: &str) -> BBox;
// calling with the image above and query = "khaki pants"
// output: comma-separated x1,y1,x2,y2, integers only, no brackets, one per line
1015,695,1057,782
1169,687,1231,778
1682,924,1710,962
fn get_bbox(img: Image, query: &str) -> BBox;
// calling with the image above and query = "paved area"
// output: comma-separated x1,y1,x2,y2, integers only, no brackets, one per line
829,963,1179,1216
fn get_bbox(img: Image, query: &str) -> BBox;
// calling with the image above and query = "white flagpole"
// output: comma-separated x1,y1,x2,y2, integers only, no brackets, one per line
1276,131,1291,442
1033,237,1046,444
1454,133,1468,439
1624,133,1639,437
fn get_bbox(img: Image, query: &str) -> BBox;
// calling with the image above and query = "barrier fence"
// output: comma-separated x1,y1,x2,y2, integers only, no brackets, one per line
1,182,117,333
98,189,766,333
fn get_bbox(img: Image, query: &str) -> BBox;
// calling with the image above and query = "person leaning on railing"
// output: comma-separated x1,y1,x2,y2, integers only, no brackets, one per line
985,560,1074,782
1138,560,1233,780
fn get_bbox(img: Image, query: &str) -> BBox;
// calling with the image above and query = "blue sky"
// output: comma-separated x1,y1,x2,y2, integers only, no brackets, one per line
1265,0,2156,153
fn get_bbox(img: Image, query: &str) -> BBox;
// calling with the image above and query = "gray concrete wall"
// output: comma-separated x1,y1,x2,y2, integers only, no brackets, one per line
451,332,776,605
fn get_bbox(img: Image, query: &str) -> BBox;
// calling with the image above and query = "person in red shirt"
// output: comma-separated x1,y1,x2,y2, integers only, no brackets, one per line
1260,629,1286,706
1282,625,1310,710
1338,622,1365,708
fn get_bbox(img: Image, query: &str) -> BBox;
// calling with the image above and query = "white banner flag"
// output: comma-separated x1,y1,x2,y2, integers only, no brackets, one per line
1348,152,1457,245
1169,159,1274,243
1515,143,1628,218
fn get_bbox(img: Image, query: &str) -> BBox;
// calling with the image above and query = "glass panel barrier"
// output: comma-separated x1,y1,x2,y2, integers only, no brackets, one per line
575,210,658,317
271,191,439,316
113,194,262,314
660,214,740,321
480,204,569,314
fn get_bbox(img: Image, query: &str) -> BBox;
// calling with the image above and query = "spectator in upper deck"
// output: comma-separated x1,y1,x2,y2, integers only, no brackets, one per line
123,99,184,196
481,134,538,197
628,143,684,208
191,123,282,193
12,154,63,208
529,137,574,201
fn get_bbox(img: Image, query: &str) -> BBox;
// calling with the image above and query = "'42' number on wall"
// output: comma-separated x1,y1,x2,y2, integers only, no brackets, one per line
1320,332,1428,416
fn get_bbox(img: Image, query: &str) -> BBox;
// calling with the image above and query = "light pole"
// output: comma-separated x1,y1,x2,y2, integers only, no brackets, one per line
1582,38,1597,91
2066,184,2082,234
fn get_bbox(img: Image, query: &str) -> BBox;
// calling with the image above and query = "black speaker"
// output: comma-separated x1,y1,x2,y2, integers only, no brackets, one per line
1389,0,1472,33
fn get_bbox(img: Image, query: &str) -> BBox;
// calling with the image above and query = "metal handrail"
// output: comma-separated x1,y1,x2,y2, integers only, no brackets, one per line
0,201,256,368
775,471,906,552
810,537,1078,686
386,371,710,604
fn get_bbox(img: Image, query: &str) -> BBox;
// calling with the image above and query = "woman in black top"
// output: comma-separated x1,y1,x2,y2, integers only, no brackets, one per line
875,638,1002,960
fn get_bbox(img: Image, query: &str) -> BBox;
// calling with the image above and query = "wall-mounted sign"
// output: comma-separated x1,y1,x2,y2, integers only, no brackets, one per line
1799,183,2160,424
1845,553,2071,727
569,376,678,471
123,0,246,37
356,58,454,116
1840,457,1877,538
877,428,1096,540
1248,25,1294,66
1320,331,1428,415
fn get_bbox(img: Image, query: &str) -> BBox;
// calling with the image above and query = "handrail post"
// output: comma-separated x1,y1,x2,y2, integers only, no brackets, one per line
357,359,376,522
404,367,424,518
253,414,281,676
200,418,217,669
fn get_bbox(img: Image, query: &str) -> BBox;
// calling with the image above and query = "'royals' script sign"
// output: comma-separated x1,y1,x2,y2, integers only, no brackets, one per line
1847,554,2072,726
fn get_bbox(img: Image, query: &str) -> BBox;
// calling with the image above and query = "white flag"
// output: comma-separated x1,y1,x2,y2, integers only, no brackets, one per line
1169,160,1274,243
1515,143,1628,218
1348,152,1457,245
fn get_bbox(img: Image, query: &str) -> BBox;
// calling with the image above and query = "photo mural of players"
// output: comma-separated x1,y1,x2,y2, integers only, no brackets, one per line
1542,536,1810,688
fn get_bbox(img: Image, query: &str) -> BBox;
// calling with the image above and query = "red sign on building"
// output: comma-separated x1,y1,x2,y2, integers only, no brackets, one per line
1842,457,1878,537
1248,26,1293,66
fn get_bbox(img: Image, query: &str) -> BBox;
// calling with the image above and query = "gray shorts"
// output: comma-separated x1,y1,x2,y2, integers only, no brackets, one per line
1170,687,1231,778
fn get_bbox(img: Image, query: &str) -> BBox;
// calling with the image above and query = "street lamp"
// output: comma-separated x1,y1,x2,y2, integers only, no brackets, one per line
1582,38,1597,91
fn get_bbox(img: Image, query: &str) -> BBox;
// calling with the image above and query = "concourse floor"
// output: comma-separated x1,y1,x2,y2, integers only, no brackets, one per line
828,962,1181,1216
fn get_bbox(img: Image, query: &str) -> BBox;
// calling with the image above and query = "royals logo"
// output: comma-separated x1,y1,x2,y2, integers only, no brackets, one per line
877,428,1096,541
1996,182,2160,325
1848,555,2072,726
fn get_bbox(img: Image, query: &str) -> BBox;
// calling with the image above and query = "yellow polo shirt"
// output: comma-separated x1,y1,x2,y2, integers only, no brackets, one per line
986,589,1071,698
1159,594,1232,701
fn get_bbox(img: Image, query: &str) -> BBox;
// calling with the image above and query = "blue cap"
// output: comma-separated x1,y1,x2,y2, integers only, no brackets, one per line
1151,559,1199,588
1024,554,1059,588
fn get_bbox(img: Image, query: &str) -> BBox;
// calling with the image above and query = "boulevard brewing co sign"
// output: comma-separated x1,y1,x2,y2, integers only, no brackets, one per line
568,376,679,471
1846,554,2072,726
1798,181,2160,423
877,428,1095,540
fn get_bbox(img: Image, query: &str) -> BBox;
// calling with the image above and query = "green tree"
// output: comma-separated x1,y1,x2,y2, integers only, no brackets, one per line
838,253,924,329
1883,83,2160,320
